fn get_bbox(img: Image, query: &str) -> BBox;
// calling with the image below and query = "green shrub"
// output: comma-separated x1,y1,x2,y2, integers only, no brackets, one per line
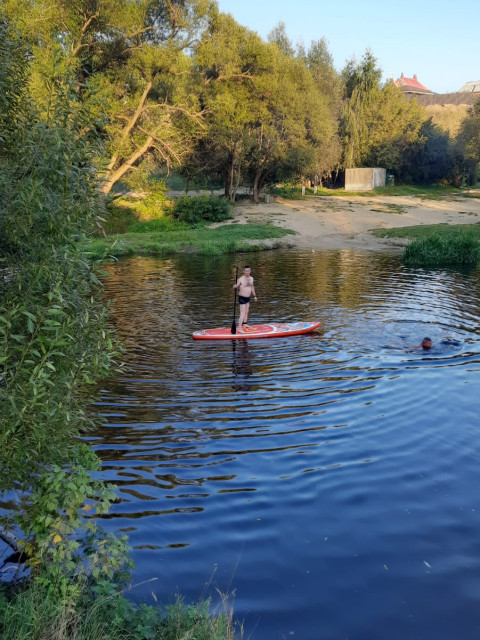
403,232,480,266
114,192,170,221
172,195,232,224
100,203,139,234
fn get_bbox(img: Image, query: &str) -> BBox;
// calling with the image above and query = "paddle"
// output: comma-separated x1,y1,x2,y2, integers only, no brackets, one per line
231,266,239,334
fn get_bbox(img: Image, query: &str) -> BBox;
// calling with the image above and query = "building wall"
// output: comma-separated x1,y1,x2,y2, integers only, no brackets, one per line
345,168,386,191
408,92,478,106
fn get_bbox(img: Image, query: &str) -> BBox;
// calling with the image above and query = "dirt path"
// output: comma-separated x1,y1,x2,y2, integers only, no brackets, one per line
224,193,480,251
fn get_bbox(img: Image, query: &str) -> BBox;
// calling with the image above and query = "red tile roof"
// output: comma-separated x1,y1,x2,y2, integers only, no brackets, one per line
394,73,433,93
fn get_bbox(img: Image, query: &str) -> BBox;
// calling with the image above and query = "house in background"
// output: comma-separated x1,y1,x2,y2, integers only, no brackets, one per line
459,81,480,93
394,73,435,95
394,74,479,107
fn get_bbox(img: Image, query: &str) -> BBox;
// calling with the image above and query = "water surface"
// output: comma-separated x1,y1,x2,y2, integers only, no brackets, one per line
91,250,480,640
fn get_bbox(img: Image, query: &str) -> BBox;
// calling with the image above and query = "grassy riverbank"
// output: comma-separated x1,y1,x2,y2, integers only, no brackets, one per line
372,223,480,266
85,220,295,259
1,582,237,640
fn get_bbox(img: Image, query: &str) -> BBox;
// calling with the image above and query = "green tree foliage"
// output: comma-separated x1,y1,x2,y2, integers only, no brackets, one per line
399,119,462,185
340,50,384,167
245,48,334,201
339,50,435,184
267,20,295,57
101,0,217,193
192,15,337,201
303,38,343,183
0,20,126,592
456,98,480,183
363,82,427,173
3,0,217,194
193,13,274,200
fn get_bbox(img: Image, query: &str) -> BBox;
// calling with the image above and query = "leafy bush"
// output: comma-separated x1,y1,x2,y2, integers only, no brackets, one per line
403,232,480,266
172,195,232,224
100,202,139,234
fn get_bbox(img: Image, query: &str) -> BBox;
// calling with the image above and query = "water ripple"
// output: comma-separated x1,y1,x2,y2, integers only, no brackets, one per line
88,251,480,640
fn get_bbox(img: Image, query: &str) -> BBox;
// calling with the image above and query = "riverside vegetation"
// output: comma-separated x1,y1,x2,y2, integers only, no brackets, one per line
85,194,295,259
373,223,480,266
0,21,237,640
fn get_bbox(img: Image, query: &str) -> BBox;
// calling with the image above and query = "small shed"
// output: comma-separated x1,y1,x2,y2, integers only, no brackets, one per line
345,168,386,191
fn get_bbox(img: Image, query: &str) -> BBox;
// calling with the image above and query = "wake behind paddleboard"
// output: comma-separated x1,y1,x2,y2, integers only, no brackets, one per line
192,321,321,340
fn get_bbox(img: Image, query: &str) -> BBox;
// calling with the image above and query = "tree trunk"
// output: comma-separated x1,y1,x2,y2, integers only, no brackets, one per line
101,136,154,194
252,171,261,203
224,152,235,201
106,79,154,174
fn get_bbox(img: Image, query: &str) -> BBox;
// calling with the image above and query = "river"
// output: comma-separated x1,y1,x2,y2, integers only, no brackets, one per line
91,249,480,640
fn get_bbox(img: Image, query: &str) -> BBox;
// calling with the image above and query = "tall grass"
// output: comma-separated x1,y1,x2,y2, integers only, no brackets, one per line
0,581,238,640
402,232,480,266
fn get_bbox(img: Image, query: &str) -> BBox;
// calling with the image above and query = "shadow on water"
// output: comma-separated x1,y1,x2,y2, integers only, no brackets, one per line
89,250,480,640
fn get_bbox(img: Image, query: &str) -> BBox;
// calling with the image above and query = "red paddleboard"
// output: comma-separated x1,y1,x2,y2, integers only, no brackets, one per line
192,321,321,340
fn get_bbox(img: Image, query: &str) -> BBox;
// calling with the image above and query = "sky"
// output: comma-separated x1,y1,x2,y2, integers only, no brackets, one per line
216,0,478,94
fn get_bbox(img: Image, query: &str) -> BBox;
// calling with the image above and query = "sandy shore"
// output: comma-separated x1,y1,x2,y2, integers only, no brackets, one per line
224,193,480,251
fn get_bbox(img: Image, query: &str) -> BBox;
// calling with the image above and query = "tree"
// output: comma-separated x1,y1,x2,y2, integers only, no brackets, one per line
304,38,342,183
193,12,274,200
339,50,429,181
267,20,295,57
363,81,426,172
340,49,383,167
456,98,480,183
244,49,334,201
401,119,461,185
306,38,342,116
3,0,217,193
193,14,337,201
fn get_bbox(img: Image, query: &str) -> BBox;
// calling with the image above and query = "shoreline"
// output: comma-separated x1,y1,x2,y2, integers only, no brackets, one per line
224,193,480,252
87,192,480,259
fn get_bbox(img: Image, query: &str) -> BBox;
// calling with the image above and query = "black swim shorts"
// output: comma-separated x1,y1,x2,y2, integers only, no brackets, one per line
238,295,250,305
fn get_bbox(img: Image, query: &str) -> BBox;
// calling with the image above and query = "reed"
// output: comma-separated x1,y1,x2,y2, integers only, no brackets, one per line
402,231,480,267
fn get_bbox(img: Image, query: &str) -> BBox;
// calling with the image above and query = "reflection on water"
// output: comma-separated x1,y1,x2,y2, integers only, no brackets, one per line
90,250,480,640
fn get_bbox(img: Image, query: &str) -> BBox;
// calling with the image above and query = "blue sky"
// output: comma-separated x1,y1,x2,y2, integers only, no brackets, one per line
216,0,477,94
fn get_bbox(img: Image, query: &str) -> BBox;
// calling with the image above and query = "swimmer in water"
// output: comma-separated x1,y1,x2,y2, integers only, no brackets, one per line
405,337,433,352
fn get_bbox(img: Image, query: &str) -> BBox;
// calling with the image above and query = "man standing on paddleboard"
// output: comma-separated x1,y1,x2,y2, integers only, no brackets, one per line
233,266,257,332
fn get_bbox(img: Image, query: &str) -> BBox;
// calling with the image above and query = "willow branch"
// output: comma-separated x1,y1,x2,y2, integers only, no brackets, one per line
71,13,99,57
137,127,182,165
145,102,205,126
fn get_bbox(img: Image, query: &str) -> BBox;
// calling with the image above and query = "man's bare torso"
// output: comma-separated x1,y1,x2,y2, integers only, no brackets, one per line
237,275,254,297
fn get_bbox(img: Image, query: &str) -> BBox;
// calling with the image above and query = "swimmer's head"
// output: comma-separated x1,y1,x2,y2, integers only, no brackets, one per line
421,337,433,349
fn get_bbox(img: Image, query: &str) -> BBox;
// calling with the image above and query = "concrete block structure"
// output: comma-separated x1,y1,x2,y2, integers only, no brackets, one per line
345,168,386,191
